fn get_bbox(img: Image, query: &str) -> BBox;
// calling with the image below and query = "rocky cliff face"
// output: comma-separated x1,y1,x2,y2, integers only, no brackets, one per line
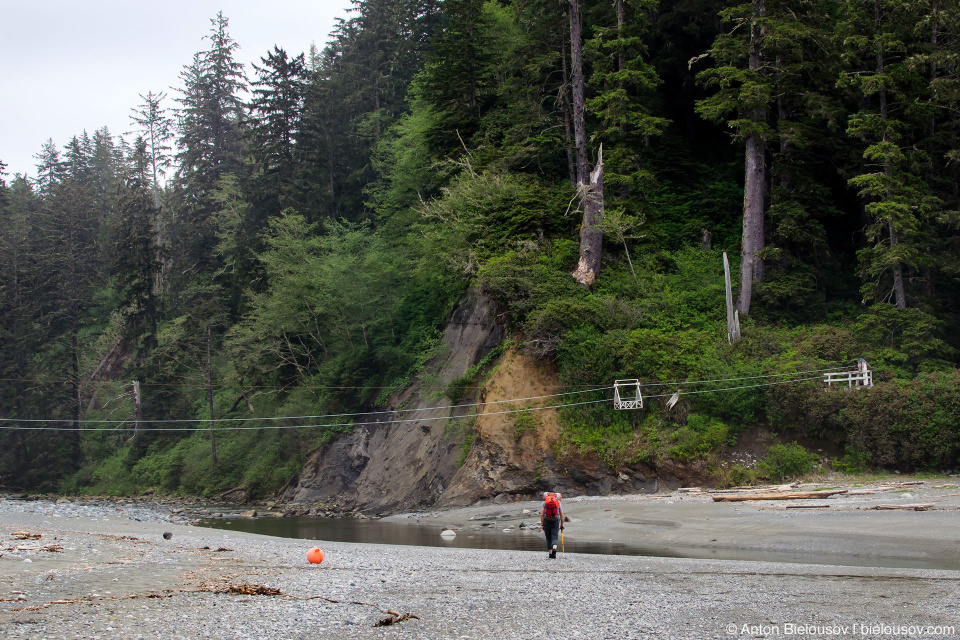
286,289,669,513
286,288,504,512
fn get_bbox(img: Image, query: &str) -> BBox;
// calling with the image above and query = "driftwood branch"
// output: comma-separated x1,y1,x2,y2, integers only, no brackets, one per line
11,531,42,540
187,583,421,626
785,504,833,509
11,591,176,611
377,611,421,626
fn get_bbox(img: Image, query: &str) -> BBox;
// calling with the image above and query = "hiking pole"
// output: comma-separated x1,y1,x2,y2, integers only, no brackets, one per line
561,528,565,559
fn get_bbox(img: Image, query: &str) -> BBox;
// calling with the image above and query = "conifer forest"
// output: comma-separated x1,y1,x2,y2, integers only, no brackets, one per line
2,0,960,496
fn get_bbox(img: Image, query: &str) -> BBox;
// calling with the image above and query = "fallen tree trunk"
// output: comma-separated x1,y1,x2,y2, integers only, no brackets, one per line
712,490,848,502
870,503,934,511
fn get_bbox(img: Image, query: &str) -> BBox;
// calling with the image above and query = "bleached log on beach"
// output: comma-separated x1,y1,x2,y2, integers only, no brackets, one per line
13,544,63,552
11,531,41,540
870,503,934,511
712,490,848,502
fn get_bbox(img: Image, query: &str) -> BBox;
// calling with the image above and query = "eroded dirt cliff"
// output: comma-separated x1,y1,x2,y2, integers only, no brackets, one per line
285,288,502,512
286,289,667,513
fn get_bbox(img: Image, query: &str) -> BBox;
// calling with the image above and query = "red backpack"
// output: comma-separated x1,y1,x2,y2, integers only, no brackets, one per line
543,492,562,519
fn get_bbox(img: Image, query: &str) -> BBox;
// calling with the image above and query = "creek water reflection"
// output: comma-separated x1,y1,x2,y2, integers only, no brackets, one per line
195,515,957,570
196,515,656,556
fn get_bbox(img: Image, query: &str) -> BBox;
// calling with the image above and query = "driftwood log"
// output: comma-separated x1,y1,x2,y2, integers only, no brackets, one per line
870,503,934,511
784,504,832,509
712,490,848,502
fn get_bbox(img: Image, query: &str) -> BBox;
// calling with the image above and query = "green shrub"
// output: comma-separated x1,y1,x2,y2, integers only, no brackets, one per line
558,405,652,470
666,415,733,460
724,464,759,487
758,443,818,481
514,410,537,441
853,304,956,375
445,341,508,404
445,416,477,467
457,433,475,467
840,371,960,470
832,448,871,474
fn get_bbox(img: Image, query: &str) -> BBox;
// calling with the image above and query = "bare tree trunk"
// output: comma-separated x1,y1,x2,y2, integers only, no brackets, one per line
569,0,604,287
132,381,142,438
622,237,638,281
569,0,588,185
724,252,741,343
736,0,767,316
572,147,604,287
738,132,766,316
206,324,218,466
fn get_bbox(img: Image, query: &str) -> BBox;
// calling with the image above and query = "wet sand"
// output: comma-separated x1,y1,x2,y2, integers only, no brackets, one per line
398,478,960,570
2,480,959,639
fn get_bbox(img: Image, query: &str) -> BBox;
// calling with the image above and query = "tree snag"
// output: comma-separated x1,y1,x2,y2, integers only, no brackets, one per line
569,0,603,287
572,146,604,288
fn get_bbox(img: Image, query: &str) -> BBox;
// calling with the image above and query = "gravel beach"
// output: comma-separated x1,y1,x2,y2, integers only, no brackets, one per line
2,481,959,640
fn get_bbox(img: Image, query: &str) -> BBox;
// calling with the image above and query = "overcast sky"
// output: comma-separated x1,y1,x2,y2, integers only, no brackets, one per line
1,1,352,180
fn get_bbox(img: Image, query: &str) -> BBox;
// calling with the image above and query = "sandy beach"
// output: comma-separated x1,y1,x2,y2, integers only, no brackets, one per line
2,479,959,639
404,479,960,570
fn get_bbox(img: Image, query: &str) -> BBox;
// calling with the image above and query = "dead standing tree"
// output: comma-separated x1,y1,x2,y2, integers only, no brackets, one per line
737,0,767,317
568,0,604,288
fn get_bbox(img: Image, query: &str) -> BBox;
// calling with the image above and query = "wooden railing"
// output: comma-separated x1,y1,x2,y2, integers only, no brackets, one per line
823,360,873,389
614,361,873,411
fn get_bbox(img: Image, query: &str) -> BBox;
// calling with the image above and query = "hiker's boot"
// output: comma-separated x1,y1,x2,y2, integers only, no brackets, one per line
550,545,557,558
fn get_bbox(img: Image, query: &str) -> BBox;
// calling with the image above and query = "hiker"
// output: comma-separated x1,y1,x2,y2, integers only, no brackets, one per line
540,491,564,558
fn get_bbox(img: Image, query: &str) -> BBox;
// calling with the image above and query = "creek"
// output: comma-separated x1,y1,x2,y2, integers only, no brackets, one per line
194,514,954,570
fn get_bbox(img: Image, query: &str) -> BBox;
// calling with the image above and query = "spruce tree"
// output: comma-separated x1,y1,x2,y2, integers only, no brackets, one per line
419,0,493,153
129,92,174,209
173,12,247,279
112,139,161,368
33,139,65,196
839,0,938,308
249,47,306,215
585,0,667,198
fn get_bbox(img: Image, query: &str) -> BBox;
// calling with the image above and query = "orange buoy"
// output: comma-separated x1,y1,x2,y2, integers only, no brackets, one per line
307,547,324,564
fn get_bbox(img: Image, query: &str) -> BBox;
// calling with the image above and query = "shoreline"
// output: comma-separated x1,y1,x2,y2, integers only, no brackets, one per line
6,474,960,569
385,477,960,571
3,482,960,639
